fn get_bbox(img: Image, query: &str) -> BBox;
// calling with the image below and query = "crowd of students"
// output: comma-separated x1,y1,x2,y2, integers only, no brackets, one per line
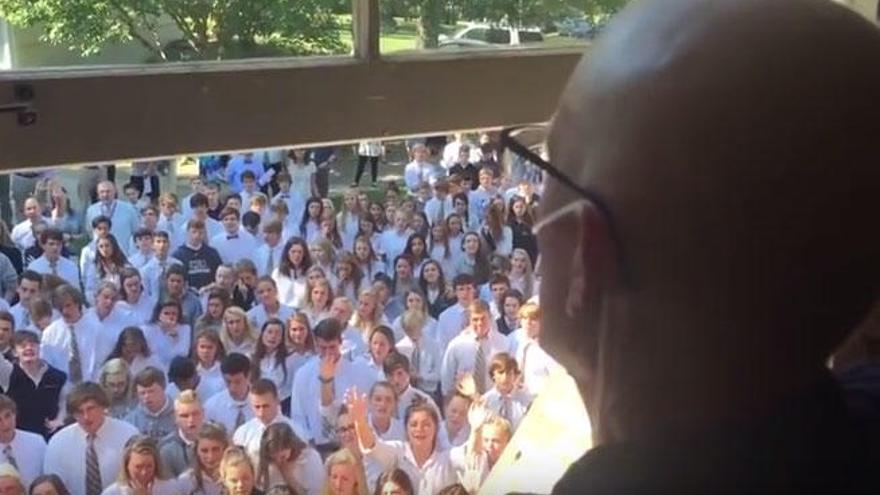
0,134,562,495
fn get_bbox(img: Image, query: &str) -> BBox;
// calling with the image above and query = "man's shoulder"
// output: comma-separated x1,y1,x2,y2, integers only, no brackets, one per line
15,428,47,447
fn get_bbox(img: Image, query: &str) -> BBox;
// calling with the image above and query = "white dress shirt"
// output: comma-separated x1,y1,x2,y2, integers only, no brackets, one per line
44,417,139,495
233,414,312,466
101,479,181,495
391,316,439,345
515,336,562,399
1,429,46,487
262,447,324,495
379,229,411,272
290,356,377,445
178,470,222,495
197,362,225,396
41,313,115,382
482,387,532,431
142,323,192,370
394,335,442,394
435,303,469,354
204,390,253,435
117,294,156,326
85,305,139,343
127,250,154,271
440,328,511,396
211,230,259,264
28,255,80,288
86,201,140,253
437,423,470,451
254,242,285,277
364,440,457,495
12,217,47,250
424,196,454,226
139,256,182,299
272,269,308,308
247,303,296,332
341,326,367,359
256,354,301,402
370,416,406,442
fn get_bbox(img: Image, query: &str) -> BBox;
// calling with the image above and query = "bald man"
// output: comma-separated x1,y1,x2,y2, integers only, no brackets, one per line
541,0,880,492
85,181,139,253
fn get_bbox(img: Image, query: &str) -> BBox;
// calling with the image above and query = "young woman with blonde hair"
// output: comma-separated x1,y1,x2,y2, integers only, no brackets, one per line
102,435,179,495
221,306,260,358
179,423,229,495
319,448,369,495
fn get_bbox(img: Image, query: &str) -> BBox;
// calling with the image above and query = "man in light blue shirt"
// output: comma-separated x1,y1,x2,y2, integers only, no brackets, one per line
85,182,139,256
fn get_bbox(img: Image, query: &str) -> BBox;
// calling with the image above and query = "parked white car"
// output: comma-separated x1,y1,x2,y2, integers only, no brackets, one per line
439,24,544,48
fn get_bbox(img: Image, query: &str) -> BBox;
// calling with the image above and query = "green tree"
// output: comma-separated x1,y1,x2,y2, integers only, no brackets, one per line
456,0,625,28
0,0,346,62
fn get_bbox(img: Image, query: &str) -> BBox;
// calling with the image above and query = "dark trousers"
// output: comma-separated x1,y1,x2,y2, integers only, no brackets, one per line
315,167,330,198
354,155,379,185
130,175,160,201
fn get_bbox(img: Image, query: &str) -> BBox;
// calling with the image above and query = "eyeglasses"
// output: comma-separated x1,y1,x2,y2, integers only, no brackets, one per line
500,124,632,285
336,424,355,434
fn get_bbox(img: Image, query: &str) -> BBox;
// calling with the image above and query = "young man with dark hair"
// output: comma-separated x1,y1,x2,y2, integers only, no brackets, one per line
8,272,41,330
166,354,223,401
0,314,14,362
212,208,257,265
383,351,440,419
188,192,223,238
161,264,202,327
241,211,262,241
0,331,66,439
127,228,155,269
140,230,182,299
496,288,523,337
43,382,138,493
78,215,112,280
436,273,478,353
172,220,222,292
125,366,175,439
291,318,376,457
41,285,111,385
233,379,315,476
255,220,284,277
441,300,510,397
204,353,254,434
26,229,78,289
0,394,47,487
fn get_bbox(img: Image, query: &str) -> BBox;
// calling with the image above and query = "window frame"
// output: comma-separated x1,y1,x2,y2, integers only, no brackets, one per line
0,0,585,170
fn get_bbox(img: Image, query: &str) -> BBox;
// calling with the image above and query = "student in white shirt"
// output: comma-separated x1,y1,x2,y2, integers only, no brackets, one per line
233,381,315,482
0,394,46,487
250,319,296,412
127,228,155,270
12,197,47,250
336,188,362,252
99,358,136,420
41,285,114,385
471,353,531,432
284,313,316,384
86,282,138,344
117,267,155,326
142,300,192,370
192,331,225,396
204,354,254,434
85,181,140,254
437,393,471,451
379,212,412,274
272,237,312,308
392,310,442,399
26,229,79,289
345,389,457,495
362,381,405,442
212,208,258,265
9,271,42,330
333,256,363,305
319,449,370,495
82,234,130,306
326,297,365,359
383,351,440,421
301,279,333,329
352,235,385,284
254,422,324,495
101,435,181,495
178,422,227,495
220,306,259,359
290,318,377,457
272,173,300,226
392,291,439,344
440,300,511,397
331,410,384,493
248,278,296,332
435,274,478,354
425,181,454,227
255,221,285,277
104,327,164,379
43,382,139,495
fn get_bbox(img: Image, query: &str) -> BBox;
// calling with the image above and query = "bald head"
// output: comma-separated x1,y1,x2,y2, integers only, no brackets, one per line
97,181,117,204
543,0,880,442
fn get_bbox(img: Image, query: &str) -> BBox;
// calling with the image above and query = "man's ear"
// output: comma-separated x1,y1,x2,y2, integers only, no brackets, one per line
565,202,622,318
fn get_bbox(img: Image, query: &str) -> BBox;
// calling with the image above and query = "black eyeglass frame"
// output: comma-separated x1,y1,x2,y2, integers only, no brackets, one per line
500,124,632,286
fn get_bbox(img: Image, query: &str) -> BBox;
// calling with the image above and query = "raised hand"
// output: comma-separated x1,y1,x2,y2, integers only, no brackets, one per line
467,399,492,430
457,372,478,399
344,387,369,422
457,450,485,494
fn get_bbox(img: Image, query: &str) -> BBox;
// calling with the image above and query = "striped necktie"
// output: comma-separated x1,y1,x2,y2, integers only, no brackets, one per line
68,324,84,384
85,434,102,495
473,339,487,394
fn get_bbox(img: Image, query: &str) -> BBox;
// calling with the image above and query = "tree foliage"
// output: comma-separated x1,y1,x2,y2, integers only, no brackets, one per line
0,0,346,61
